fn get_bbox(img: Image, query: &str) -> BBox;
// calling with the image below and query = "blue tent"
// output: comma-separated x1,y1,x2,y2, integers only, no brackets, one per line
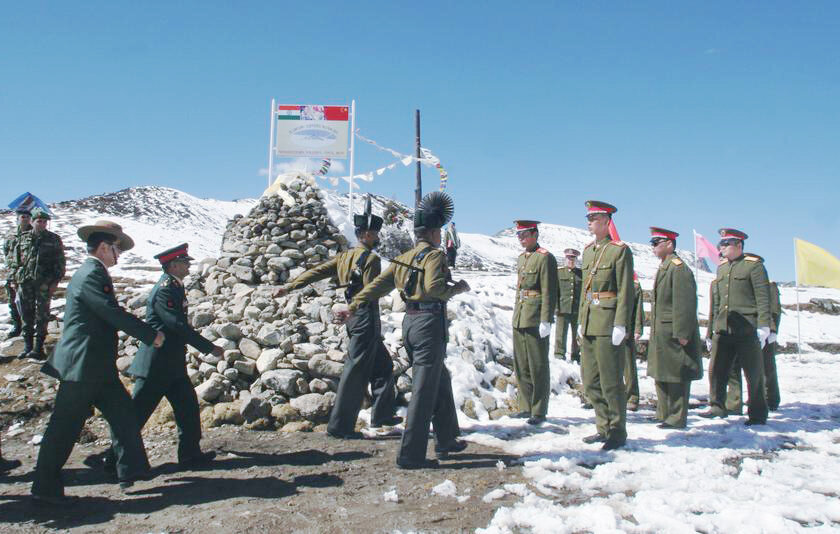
7,192,52,215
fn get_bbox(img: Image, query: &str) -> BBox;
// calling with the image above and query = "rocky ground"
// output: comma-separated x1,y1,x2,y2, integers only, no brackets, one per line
0,354,528,534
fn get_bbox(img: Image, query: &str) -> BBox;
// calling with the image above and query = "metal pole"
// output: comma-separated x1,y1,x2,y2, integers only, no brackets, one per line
693,230,699,282
348,100,356,219
794,239,802,358
267,99,276,188
415,109,422,207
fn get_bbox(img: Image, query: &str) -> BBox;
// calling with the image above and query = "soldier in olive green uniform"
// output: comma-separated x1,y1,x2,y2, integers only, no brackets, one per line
554,248,582,362
32,221,165,503
624,278,644,411
720,256,782,413
14,207,66,358
276,198,398,437
702,228,771,425
100,244,221,473
344,192,470,469
646,228,703,428
3,207,32,339
512,220,558,425
578,201,634,450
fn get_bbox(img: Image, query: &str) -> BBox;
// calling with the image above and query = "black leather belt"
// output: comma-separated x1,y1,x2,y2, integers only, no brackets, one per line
405,301,444,313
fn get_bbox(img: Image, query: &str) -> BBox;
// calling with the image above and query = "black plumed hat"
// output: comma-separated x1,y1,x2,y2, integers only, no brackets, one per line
414,191,454,230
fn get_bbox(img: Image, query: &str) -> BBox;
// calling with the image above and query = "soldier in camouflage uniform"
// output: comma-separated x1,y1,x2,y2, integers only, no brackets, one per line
578,201,634,450
14,207,65,358
554,248,581,362
275,198,399,437
647,228,702,428
512,220,558,425
624,277,644,411
342,192,470,469
3,206,32,339
701,228,770,425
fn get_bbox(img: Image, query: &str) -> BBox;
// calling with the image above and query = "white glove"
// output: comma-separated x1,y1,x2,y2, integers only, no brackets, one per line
611,325,626,346
539,321,551,338
705,338,713,352
767,332,777,344
757,326,770,348
577,324,583,338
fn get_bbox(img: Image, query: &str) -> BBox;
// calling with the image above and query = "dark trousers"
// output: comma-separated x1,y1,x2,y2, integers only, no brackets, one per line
655,380,691,428
624,341,640,404
5,280,21,329
32,380,149,497
513,326,550,417
709,333,768,423
726,342,781,412
446,247,457,268
553,313,580,361
580,335,627,440
398,310,459,464
328,306,396,434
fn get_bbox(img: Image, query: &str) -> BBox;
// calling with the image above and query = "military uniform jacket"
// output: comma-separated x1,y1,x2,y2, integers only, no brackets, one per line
3,227,26,275
630,280,645,337
288,246,381,297
769,281,781,333
710,254,771,336
578,237,634,336
128,273,215,380
513,246,558,328
351,240,458,310
44,258,158,383
445,227,460,249
647,253,702,382
556,266,582,315
13,229,66,285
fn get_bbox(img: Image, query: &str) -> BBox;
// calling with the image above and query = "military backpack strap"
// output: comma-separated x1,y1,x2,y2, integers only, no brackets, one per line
344,249,372,301
403,246,432,300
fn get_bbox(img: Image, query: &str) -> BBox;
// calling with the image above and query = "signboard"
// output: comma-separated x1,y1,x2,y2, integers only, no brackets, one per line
274,104,350,159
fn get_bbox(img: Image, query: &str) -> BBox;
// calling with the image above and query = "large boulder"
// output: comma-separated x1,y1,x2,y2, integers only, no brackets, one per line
290,392,335,422
256,348,284,374
262,369,304,396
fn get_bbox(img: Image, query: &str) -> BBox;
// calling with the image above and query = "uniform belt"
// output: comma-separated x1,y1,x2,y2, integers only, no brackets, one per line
519,289,541,298
585,291,616,304
405,301,444,313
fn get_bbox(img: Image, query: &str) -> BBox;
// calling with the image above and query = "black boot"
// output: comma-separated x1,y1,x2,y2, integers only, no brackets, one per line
29,335,46,360
20,335,33,359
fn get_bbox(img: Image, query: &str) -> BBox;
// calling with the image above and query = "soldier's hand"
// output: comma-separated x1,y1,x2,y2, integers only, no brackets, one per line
273,286,288,298
538,321,551,338
634,333,642,341
677,338,688,346
211,345,224,358
767,332,777,344
153,331,166,348
454,280,470,294
332,303,351,324
611,325,626,346
705,338,713,352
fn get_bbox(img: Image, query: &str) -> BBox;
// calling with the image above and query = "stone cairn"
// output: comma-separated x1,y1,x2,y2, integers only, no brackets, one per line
106,176,519,432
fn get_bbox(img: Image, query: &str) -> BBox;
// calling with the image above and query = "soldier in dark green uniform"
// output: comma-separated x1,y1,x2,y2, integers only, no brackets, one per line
275,197,399,437
98,244,221,473
701,228,771,425
578,201,634,450
32,221,165,504
3,207,32,340
646,228,703,428
512,220,557,425
14,207,66,359
624,277,644,412
554,248,581,362
341,192,470,469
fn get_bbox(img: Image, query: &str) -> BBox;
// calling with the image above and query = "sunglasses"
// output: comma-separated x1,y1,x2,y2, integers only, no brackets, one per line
718,239,741,247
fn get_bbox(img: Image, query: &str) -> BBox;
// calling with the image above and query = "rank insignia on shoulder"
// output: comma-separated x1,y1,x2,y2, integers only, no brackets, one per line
745,255,760,262
162,278,170,287
536,247,548,254
103,285,112,293
671,258,684,266
609,240,626,247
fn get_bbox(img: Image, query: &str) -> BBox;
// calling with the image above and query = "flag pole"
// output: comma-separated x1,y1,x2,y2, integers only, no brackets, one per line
348,100,356,219
267,98,276,188
794,238,802,358
693,229,699,282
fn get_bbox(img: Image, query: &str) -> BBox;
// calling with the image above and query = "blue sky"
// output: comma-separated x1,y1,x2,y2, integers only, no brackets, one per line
1,2,837,280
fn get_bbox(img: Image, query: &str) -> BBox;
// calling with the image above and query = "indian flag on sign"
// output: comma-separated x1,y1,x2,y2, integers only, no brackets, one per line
276,105,301,120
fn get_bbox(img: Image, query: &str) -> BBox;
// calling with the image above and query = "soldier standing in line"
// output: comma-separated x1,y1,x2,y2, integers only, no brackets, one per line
701,228,771,425
32,221,164,504
554,248,582,362
511,220,557,425
275,197,399,438
14,207,66,359
444,222,460,268
577,201,634,450
99,244,222,473
624,276,644,412
646,228,703,428
340,192,470,469
3,206,32,339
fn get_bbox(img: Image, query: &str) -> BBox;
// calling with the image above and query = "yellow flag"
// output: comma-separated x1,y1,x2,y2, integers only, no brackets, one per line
795,238,840,289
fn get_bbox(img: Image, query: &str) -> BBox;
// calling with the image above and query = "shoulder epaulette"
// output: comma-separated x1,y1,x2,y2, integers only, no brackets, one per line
719,258,729,264
584,240,595,249
745,256,760,262
609,240,626,247
161,276,171,287
671,257,684,266
536,247,548,254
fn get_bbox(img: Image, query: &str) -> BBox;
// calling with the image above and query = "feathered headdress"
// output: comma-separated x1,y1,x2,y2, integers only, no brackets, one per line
353,194,383,232
414,191,454,230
